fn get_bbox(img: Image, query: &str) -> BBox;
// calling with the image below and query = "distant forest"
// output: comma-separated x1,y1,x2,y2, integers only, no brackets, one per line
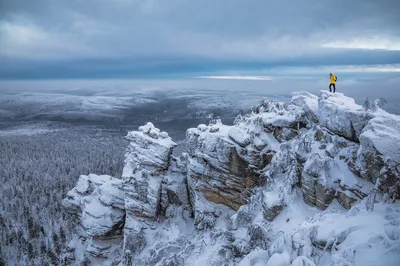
0,124,126,265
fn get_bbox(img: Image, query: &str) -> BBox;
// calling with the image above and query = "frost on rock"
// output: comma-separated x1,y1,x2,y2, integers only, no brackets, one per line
62,174,125,237
356,113,400,199
267,126,374,210
290,91,319,124
262,190,284,221
62,174,125,262
185,100,308,218
228,126,253,147
121,123,185,263
160,157,192,218
123,122,177,220
253,99,304,129
301,156,336,210
318,91,371,142
187,124,248,210
124,122,177,174
186,120,265,224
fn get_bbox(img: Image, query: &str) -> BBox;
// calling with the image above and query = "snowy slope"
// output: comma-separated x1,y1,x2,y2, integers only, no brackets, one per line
62,90,400,266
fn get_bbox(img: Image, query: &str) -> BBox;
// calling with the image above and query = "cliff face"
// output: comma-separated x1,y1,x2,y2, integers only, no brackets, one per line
62,91,400,266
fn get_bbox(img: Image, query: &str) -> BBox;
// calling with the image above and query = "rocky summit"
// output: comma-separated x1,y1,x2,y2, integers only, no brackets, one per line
62,91,400,266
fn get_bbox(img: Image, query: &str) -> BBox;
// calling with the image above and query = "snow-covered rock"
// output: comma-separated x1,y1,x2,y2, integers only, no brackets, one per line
356,113,400,199
290,91,319,124
124,122,176,174
62,91,400,266
185,100,307,218
160,157,192,218
120,123,183,265
123,122,177,221
186,120,268,226
262,190,284,221
62,174,125,237
228,126,252,147
301,156,336,210
61,174,125,262
254,99,304,129
318,91,371,142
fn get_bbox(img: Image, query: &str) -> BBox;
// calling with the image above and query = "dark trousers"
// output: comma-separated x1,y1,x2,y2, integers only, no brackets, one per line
329,84,336,93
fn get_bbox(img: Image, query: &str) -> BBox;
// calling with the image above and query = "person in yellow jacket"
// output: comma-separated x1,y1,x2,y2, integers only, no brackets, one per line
329,73,337,93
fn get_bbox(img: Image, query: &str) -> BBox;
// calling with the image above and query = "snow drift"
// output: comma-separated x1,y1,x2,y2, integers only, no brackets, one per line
62,90,400,266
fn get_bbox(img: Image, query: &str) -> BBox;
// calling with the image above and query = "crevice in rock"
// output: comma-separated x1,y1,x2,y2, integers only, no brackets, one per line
185,176,195,218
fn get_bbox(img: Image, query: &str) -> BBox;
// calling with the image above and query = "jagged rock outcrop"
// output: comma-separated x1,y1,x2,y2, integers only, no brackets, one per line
62,174,125,237
318,91,371,142
290,91,319,124
185,98,313,227
301,155,336,209
186,122,258,211
122,122,177,221
356,114,400,199
61,174,125,262
186,122,257,229
186,123,272,227
62,90,400,266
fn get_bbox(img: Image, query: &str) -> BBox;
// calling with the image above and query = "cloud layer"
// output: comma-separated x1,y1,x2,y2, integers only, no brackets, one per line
1,0,400,78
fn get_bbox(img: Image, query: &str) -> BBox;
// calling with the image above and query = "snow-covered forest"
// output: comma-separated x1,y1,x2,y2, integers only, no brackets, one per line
0,124,126,265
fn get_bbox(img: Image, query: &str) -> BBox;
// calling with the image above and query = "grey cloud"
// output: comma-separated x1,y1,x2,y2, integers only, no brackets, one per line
0,0,399,77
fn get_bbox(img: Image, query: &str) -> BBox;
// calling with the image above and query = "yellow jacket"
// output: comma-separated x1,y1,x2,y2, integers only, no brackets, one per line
330,74,337,84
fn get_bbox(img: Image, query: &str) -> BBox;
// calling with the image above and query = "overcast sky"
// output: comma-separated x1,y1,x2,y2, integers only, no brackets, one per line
1,0,399,78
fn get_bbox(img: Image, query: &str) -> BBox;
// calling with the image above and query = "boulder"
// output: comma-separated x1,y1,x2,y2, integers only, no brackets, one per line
187,181,217,230
123,229,147,255
230,204,257,229
147,243,182,265
124,170,163,220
